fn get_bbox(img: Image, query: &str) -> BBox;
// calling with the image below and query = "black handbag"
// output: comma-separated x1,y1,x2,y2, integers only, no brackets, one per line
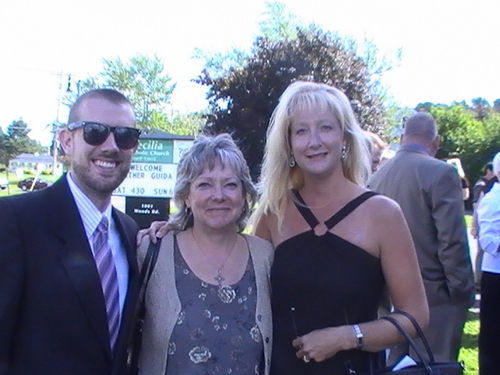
126,238,161,375
363,311,464,375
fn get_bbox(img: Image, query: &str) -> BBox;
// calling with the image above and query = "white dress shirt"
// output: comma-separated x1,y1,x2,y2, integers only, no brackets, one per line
66,173,129,312
478,182,500,274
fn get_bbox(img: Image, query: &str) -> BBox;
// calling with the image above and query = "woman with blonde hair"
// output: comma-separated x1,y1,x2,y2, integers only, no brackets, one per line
252,81,428,374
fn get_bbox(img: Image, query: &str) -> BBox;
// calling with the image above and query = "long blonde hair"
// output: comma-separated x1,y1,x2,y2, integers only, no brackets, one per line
251,81,371,230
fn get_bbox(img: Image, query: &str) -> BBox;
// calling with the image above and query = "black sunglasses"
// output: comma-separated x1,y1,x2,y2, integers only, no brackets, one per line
67,121,141,150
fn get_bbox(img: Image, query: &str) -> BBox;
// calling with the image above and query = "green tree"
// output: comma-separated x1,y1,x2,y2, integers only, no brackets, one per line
143,111,205,136
167,112,205,136
421,103,500,189
259,1,300,41
67,54,176,128
0,120,45,166
0,128,7,168
196,29,386,179
493,99,500,112
471,97,491,121
383,105,414,143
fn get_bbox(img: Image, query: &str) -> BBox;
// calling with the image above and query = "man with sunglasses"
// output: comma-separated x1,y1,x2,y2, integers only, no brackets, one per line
0,89,141,375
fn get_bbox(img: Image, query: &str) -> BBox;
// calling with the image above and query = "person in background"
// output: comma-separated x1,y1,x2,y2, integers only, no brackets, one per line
137,134,274,375
369,112,475,364
252,81,428,375
0,89,141,375
476,151,500,375
363,130,388,173
471,162,499,289
472,163,498,207
447,158,470,202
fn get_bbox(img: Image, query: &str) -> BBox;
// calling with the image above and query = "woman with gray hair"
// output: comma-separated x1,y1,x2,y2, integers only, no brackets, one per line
137,134,274,375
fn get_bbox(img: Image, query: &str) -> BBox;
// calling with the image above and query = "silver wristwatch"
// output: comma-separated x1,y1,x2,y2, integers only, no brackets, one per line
352,324,364,349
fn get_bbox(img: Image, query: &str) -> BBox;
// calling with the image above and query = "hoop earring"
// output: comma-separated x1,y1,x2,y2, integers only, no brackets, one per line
341,145,347,160
289,155,296,167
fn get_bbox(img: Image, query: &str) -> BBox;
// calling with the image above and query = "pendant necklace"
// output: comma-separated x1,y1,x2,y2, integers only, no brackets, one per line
191,230,238,303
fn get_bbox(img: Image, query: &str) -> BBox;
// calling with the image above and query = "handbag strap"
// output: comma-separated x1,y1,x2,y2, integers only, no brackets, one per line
380,315,433,375
126,238,161,367
392,310,435,363
138,238,161,304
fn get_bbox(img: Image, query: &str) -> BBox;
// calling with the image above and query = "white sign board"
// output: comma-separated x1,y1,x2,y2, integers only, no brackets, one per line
114,163,177,197
173,141,193,163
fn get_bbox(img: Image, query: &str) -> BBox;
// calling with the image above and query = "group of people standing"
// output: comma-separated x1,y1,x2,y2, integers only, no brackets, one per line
0,80,484,375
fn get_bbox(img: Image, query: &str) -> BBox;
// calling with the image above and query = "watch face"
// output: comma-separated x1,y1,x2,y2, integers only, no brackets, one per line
353,324,364,349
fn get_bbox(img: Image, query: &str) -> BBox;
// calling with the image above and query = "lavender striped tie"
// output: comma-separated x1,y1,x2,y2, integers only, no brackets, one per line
93,216,120,350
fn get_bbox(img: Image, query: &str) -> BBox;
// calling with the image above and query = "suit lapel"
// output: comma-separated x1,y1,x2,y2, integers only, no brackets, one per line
48,178,113,360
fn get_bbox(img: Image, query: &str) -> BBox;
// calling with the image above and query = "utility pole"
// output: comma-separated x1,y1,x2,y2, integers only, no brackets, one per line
51,72,64,176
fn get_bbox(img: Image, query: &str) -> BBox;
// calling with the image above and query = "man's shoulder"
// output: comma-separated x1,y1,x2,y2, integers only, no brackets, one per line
372,151,439,178
398,152,454,177
112,207,139,234
0,181,58,208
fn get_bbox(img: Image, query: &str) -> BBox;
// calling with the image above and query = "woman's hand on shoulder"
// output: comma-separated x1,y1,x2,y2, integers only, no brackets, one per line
136,220,170,246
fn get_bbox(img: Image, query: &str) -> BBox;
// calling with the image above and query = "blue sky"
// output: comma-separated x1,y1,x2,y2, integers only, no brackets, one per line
1,0,499,146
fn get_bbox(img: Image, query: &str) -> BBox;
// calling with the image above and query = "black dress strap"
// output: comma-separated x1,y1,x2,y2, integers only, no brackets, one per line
324,191,378,230
292,190,379,231
292,190,320,229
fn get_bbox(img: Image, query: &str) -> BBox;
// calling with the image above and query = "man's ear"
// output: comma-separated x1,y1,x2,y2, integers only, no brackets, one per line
433,135,441,150
59,128,73,157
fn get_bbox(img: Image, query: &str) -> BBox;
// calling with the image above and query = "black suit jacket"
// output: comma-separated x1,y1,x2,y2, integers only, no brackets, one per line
0,177,140,375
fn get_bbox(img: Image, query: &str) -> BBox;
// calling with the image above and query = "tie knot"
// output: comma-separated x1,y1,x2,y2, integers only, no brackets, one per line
98,216,109,234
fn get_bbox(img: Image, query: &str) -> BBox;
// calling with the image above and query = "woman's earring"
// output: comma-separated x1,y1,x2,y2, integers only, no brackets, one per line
341,145,347,160
289,155,296,167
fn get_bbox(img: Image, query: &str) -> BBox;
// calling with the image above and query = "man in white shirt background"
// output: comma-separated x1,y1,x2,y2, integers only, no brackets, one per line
477,150,500,375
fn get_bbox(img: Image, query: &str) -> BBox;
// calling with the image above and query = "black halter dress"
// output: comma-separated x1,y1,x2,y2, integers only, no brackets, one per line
270,191,385,375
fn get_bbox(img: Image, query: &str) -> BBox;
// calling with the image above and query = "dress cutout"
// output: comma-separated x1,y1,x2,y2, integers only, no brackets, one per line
270,191,385,375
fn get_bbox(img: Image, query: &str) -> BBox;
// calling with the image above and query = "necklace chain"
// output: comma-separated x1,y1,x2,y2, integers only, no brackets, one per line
191,230,238,286
295,194,335,210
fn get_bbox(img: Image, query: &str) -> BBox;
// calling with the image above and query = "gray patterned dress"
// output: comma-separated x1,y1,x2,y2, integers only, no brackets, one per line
165,236,263,375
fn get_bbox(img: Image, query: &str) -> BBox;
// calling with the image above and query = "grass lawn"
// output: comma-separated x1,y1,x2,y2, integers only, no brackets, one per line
464,214,473,228
460,215,479,374
459,310,479,375
0,172,60,198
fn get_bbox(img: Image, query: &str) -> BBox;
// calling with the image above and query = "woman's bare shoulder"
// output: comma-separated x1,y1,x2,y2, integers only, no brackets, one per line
253,211,277,240
364,192,403,218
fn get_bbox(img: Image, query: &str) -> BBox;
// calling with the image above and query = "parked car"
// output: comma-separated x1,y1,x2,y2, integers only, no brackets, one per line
17,177,52,191
0,177,8,190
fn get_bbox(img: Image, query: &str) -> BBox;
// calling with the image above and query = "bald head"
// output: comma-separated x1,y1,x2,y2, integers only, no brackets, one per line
68,89,134,124
402,112,440,156
404,112,438,140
